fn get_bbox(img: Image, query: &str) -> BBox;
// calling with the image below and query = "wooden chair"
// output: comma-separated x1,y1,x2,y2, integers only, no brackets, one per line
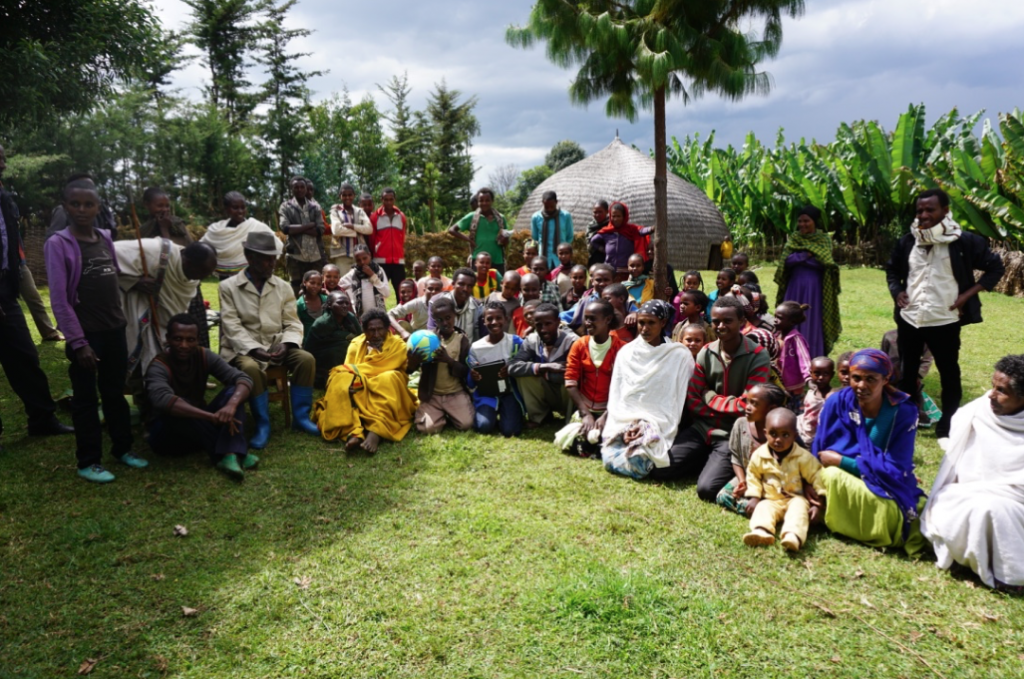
264,365,291,428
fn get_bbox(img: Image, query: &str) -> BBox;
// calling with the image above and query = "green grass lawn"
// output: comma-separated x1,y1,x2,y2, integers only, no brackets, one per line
2,267,1023,678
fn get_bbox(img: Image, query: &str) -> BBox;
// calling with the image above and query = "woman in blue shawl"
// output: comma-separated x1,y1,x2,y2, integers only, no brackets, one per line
813,348,928,556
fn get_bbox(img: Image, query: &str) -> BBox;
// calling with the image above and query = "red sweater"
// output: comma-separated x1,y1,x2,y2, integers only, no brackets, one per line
564,334,626,411
370,207,407,264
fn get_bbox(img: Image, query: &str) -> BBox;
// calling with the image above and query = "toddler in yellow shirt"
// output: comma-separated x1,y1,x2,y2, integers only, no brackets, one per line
743,408,825,552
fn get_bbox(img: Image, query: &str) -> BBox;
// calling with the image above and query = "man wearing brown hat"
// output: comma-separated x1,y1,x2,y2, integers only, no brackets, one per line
530,190,574,270
218,231,319,448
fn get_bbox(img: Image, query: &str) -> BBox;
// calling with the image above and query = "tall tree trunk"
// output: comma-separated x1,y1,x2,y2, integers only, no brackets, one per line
652,86,669,301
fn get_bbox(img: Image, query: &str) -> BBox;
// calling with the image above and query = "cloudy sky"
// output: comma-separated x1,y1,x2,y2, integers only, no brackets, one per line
153,0,1024,187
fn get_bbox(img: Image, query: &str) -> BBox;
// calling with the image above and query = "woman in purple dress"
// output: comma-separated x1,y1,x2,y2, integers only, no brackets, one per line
773,206,841,357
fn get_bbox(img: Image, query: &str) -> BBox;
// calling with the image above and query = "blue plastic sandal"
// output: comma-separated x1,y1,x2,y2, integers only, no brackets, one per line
78,465,115,483
117,452,149,469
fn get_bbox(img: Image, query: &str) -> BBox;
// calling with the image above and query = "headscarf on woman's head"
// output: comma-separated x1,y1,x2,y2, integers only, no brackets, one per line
798,205,823,230
599,202,650,261
850,348,893,381
638,299,673,321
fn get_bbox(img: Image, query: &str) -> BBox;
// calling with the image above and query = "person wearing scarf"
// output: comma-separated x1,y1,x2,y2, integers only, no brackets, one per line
774,205,842,358
530,191,574,270
601,300,693,479
884,189,1004,448
590,202,651,282
812,348,928,556
922,355,1024,589
328,183,372,275
201,191,278,280
338,245,389,319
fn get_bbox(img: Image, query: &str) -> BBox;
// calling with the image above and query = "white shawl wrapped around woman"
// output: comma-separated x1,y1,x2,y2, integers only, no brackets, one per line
921,393,1024,587
115,238,202,374
601,338,694,468
200,217,277,275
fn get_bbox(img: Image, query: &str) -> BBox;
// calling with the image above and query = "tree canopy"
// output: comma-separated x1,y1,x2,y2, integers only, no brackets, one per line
507,0,805,297
0,0,162,129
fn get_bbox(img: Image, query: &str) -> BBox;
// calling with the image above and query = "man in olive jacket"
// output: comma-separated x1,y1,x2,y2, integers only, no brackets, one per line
885,188,1005,446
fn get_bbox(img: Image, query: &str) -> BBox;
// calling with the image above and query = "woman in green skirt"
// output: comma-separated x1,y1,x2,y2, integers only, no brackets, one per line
813,348,928,556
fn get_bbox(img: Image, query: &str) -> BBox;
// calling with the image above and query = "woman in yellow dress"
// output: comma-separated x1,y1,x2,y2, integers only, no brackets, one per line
312,309,418,453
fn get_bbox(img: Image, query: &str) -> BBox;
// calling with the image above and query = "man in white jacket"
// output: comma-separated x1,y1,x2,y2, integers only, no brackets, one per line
328,183,372,276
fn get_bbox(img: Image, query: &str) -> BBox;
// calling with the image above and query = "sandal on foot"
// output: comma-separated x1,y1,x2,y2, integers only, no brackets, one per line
78,465,115,483
117,452,149,469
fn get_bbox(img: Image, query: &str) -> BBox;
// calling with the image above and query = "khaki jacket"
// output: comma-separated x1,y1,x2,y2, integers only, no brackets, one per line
219,270,304,363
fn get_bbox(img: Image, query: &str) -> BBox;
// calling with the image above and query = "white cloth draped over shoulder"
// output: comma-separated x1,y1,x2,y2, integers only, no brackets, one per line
115,238,202,374
200,218,278,273
601,338,694,468
921,393,1024,588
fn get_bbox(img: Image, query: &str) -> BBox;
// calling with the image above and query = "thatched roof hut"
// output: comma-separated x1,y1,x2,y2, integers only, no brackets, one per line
513,137,730,271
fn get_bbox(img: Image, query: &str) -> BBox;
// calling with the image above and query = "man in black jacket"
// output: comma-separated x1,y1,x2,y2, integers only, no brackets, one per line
0,144,74,448
885,188,1005,447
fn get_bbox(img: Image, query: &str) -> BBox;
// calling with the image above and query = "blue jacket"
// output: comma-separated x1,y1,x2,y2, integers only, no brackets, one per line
813,386,923,534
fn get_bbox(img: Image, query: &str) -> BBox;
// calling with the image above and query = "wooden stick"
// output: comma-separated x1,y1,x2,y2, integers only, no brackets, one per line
130,202,161,339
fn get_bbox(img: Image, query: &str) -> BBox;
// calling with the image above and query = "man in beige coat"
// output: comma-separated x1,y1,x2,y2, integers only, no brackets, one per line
219,232,319,448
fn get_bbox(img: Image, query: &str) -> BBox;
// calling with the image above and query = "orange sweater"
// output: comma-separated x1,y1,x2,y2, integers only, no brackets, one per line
564,334,626,411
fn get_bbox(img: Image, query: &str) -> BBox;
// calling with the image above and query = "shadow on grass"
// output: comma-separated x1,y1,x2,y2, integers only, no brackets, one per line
0,384,431,677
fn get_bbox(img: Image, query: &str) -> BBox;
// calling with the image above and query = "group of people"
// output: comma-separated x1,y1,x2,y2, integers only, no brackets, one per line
0,157,1020,591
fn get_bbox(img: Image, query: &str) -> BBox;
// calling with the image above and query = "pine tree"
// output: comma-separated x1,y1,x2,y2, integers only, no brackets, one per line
507,0,805,298
255,0,324,200
185,0,265,132
380,73,430,213
426,80,480,226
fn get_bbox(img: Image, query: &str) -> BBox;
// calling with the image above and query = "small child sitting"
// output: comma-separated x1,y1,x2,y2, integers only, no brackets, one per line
737,269,759,287
408,296,474,434
322,263,342,293
467,301,524,437
730,252,749,277
707,267,736,321
679,324,707,359
774,301,812,410
797,357,834,446
716,383,787,515
472,251,502,300
560,299,624,457
388,278,436,336
516,240,539,276
550,242,575,296
411,259,427,283
529,256,563,310
417,256,452,295
623,253,655,305
601,282,638,342
561,264,588,310
670,289,715,344
512,274,542,336
743,408,825,552
487,270,521,320
835,351,853,390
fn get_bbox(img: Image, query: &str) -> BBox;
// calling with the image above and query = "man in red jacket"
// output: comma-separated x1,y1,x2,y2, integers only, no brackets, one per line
369,187,407,299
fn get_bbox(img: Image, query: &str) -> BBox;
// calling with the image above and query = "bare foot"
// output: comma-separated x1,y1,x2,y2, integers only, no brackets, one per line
525,421,541,430
345,436,363,452
361,432,381,454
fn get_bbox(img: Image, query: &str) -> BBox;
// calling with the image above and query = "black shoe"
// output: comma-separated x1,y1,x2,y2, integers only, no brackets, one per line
28,418,75,436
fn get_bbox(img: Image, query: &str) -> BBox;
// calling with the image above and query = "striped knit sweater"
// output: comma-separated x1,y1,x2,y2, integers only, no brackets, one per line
686,336,771,442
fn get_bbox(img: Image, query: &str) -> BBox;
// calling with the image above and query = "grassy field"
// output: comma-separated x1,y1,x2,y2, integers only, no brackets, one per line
1,266,1023,678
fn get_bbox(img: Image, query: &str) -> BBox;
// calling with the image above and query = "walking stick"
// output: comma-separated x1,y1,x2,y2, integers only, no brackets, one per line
129,201,161,338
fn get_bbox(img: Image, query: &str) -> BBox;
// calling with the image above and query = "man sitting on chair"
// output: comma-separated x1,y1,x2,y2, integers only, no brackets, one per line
219,231,320,448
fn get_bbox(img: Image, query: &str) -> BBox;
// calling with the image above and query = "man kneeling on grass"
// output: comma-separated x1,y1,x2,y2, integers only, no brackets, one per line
145,314,255,478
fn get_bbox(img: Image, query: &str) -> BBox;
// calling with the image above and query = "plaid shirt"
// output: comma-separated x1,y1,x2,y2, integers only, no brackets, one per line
540,281,562,310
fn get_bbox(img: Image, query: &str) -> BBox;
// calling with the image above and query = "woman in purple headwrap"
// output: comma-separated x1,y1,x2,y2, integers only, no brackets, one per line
812,348,928,555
